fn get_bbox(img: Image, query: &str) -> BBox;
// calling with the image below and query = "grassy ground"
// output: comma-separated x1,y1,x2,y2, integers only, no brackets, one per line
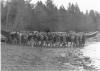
1,42,97,71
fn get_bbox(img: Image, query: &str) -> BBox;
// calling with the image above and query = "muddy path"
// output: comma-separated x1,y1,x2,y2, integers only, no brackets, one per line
1,43,96,71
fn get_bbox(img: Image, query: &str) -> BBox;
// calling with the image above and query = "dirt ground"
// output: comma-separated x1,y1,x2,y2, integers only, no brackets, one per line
1,42,95,71
1,43,58,71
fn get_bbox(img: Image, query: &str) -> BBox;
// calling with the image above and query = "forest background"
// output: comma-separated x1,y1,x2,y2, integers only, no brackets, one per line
1,0,100,32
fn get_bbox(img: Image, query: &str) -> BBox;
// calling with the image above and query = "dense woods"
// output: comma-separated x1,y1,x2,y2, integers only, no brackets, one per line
1,0,100,32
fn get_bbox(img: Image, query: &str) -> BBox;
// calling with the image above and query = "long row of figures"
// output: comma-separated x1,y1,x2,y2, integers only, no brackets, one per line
1,30,98,48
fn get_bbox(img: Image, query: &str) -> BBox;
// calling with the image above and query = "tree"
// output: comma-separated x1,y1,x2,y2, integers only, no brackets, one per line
14,0,37,31
67,3,81,31
56,5,68,32
1,1,7,25
1,0,18,31
45,0,58,32
1,0,100,32
33,1,48,31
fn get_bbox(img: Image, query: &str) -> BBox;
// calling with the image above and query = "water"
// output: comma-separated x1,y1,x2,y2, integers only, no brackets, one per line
81,42,100,70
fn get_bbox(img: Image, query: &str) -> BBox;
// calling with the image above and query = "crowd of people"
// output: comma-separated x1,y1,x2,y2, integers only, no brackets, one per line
3,31,86,48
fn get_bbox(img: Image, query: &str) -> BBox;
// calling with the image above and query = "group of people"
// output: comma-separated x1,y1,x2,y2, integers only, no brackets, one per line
6,31,86,48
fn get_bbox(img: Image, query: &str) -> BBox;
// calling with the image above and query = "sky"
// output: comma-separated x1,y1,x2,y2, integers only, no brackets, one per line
31,0,100,13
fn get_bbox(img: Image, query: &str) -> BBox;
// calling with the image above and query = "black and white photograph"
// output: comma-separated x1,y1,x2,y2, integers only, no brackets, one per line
1,0,100,71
